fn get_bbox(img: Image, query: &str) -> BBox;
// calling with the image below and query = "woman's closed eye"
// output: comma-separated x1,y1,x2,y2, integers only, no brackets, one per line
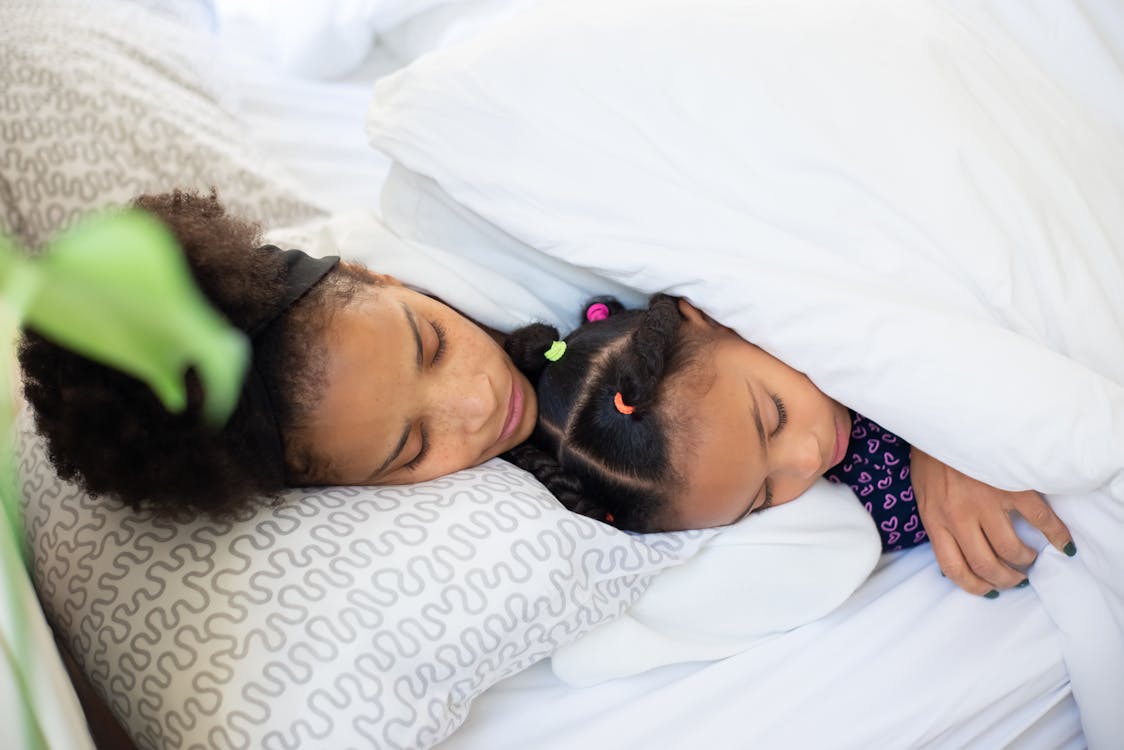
770,393,787,436
430,320,447,366
404,424,430,472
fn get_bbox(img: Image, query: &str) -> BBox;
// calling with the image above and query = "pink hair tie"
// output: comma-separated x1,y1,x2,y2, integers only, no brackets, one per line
585,302,610,322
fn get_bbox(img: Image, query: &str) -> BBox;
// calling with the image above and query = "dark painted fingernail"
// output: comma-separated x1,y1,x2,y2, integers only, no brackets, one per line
1063,542,1077,557
984,590,1000,599
939,571,946,578
1016,579,1030,589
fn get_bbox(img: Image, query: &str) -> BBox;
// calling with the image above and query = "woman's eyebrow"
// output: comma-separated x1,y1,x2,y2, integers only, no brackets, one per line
401,301,423,373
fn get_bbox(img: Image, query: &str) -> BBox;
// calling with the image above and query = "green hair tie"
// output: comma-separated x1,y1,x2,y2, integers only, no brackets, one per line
544,340,567,362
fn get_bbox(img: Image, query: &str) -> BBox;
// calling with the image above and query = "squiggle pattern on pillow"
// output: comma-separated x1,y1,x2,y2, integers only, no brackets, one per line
19,408,706,750
0,0,323,250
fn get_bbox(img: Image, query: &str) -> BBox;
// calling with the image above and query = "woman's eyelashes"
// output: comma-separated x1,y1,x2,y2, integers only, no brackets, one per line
760,482,774,511
770,393,787,436
404,425,430,472
402,320,445,473
430,320,447,366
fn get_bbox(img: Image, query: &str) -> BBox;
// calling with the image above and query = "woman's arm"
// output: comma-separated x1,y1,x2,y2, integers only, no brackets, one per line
910,447,1074,596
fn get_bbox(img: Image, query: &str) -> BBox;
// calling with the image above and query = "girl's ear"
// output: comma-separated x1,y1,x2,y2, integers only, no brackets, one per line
676,298,716,327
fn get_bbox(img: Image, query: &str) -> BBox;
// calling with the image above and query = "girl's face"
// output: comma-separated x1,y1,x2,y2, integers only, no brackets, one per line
295,277,537,485
659,301,851,530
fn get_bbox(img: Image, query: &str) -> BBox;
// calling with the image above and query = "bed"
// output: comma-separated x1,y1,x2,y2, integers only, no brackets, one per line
5,1,1122,749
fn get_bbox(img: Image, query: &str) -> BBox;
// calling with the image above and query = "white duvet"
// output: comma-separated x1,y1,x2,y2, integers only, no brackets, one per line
366,0,1124,745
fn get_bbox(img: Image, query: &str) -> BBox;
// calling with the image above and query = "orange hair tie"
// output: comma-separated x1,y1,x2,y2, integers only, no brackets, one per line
613,392,635,415
605,512,615,524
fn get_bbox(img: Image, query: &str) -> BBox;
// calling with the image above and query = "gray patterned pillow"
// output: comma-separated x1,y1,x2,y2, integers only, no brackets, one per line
0,0,323,250
17,409,708,750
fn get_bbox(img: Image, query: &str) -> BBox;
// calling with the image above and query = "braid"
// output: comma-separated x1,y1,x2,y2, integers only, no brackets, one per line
504,294,703,532
502,443,612,521
617,294,683,413
504,322,560,383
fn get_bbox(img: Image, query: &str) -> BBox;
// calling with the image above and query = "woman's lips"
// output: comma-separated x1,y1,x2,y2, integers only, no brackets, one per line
498,375,524,444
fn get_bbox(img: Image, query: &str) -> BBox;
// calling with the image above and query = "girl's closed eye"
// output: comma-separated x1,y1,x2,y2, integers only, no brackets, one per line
430,320,447,366
770,393,787,436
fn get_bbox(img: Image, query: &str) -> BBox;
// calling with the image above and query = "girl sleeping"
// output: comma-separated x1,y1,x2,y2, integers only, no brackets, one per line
503,294,1076,598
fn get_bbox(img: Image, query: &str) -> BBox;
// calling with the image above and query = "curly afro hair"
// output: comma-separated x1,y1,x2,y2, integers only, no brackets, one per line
19,189,373,518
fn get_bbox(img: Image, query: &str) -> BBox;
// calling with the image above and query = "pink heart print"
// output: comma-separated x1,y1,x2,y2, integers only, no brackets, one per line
888,531,901,545
860,485,874,497
883,433,897,443
858,471,872,484
904,514,919,532
867,439,881,453
883,451,900,466
852,425,868,439
877,475,893,490
881,516,899,532
899,465,910,481
883,493,898,510
901,486,914,503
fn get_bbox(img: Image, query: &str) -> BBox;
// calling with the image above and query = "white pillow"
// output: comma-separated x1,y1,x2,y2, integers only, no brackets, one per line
378,0,540,64
378,163,647,329
18,409,708,750
214,0,493,79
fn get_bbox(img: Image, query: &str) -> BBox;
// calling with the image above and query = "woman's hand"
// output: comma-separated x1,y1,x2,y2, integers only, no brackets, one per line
910,447,1074,597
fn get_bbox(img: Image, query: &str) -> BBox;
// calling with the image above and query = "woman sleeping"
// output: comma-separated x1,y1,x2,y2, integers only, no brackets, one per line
19,190,1069,598
18,189,537,518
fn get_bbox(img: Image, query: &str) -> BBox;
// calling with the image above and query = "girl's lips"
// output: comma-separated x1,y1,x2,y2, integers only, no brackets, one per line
830,413,850,468
498,375,524,444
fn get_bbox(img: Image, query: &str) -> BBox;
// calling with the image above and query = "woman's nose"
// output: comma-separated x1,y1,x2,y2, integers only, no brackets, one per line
441,372,496,435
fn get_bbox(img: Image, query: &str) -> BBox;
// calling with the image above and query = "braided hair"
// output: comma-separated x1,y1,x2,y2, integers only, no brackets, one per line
504,294,703,531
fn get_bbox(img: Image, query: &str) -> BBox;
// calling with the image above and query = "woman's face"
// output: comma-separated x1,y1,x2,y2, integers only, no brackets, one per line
295,277,537,485
659,300,851,530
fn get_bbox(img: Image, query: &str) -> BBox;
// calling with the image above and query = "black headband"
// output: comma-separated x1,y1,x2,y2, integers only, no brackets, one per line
242,246,340,483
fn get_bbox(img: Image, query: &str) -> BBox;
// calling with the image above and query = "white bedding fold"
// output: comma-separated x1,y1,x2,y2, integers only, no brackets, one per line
367,0,1124,744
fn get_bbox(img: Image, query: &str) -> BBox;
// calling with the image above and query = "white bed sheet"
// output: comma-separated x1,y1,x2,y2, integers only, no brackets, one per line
216,7,1098,749
443,547,1083,750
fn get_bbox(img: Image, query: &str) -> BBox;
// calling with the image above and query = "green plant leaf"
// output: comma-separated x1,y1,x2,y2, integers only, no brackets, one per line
1,236,50,750
24,210,249,425
0,234,39,561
